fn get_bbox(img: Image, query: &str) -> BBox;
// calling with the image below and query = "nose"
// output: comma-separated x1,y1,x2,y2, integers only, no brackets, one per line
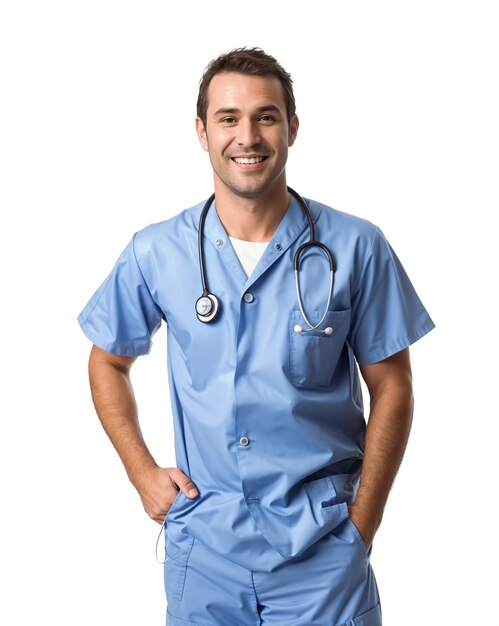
236,118,261,147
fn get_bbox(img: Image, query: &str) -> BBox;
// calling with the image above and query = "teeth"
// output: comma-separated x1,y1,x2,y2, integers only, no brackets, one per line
233,156,266,164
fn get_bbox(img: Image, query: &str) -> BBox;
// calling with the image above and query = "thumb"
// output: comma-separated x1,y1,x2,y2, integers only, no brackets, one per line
177,473,199,498
184,482,199,498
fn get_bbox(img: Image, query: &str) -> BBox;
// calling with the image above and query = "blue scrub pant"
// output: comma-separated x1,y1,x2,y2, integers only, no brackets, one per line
164,516,382,625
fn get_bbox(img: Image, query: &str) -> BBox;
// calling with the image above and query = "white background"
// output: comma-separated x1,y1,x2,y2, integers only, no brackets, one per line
1,1,497,624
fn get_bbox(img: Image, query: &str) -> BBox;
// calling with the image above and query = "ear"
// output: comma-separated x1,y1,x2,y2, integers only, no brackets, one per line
195,116,209,152
288,114,299,147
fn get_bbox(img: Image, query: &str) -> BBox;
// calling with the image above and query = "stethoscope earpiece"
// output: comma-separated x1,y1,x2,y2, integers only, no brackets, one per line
294,324,333,335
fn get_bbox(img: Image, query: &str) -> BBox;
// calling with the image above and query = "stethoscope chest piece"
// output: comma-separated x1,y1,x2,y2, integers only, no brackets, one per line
195,292,220,323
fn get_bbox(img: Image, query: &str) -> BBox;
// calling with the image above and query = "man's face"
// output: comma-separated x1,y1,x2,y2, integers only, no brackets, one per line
196,72,299,199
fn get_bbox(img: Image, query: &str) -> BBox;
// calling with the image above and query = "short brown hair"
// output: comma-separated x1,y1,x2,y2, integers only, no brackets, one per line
196,46,296,128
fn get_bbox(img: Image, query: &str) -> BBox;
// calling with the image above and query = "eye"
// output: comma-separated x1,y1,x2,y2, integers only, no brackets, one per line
220,117,237,124
259,115,275,123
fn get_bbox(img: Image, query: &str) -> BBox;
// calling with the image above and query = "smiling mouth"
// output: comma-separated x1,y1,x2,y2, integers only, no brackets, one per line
231,156,269,164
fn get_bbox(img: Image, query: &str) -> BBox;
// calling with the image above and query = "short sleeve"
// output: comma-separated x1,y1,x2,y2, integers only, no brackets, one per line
349,227,435,365
77,233,164,356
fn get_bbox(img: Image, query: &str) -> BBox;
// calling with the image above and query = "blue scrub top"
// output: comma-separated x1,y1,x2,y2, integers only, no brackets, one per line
77,194,435,571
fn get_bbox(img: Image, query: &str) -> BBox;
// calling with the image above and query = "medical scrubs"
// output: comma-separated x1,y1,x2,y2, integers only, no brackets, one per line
77,194,435,625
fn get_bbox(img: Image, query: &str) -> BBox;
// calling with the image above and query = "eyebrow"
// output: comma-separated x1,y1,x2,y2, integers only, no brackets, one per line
212,104,283,117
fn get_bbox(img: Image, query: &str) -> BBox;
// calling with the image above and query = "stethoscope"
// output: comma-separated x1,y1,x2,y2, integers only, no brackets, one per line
195,186,335,335
155,187,336,564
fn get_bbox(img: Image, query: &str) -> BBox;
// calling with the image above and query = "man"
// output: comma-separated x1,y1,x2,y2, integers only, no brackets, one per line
78,47,435,625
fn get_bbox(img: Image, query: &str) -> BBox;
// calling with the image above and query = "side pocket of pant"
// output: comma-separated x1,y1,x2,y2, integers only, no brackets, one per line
164,535,195,602
344,512,371,558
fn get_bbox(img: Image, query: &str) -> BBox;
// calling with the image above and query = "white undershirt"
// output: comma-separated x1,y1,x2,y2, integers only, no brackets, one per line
228,236,270,279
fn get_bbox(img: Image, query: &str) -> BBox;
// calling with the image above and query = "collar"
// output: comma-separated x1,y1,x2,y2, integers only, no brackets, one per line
191,191,322,290
202,191,321,251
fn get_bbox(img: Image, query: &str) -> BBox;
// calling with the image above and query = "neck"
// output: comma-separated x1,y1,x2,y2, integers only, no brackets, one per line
212,177,291,243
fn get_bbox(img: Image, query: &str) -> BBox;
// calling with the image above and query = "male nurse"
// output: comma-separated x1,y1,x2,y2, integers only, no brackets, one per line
78,47,435,625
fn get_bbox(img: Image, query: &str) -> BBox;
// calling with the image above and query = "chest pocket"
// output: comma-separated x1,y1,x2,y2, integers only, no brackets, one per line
288,308,352,389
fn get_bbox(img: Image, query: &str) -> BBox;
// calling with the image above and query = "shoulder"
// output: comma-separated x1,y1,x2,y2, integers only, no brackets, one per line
306,197,381,257
131,199,204,259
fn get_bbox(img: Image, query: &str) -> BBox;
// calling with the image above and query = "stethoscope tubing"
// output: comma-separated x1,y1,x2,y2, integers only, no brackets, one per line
157,188,337,563
197,192,216,299
155,512,169,564
195,186,335,332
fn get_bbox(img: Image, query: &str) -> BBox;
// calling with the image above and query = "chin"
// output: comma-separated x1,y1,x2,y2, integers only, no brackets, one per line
232,179,277,198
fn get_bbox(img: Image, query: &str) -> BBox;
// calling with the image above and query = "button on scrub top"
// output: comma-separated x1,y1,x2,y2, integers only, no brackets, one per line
77,194,435,571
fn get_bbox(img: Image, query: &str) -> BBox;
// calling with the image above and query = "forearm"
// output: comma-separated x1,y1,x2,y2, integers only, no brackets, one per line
353,378,414,532
89,355,157,487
